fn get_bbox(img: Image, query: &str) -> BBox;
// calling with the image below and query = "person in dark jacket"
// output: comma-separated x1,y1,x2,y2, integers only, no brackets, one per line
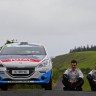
87,64,96,91
62,60,84,91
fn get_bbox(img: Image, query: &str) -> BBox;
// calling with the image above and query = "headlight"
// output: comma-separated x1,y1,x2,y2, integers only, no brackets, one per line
0,63,4,67
37,59,49,68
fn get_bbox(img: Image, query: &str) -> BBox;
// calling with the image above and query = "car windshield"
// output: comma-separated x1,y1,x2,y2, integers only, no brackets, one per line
0,46,46,55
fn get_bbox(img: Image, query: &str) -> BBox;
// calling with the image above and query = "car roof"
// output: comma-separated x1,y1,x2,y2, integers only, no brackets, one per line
5,42,42,47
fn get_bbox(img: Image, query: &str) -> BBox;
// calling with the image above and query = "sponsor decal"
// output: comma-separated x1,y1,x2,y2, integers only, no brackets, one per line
1,58,41,62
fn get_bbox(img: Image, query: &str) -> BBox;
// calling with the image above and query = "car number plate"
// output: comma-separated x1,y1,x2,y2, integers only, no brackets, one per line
12,70,29,74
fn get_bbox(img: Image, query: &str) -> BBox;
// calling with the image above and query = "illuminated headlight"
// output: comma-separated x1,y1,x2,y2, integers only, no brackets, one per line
37,59,49,68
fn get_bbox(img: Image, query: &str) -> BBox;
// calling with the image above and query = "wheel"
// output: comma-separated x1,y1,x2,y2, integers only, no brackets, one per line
44,78,52,90
1,85,8,91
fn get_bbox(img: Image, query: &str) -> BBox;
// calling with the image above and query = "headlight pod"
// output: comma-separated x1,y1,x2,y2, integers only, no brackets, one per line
0,63,4,67
38,59,49,68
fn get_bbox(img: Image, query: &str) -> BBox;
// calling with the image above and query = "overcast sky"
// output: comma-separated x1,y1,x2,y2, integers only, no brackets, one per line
0,0,96,56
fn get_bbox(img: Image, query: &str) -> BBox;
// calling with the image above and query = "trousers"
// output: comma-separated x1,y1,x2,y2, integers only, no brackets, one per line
62,74,84,91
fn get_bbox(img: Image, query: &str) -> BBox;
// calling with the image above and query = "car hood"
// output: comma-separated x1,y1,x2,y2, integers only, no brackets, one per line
0,55,46,68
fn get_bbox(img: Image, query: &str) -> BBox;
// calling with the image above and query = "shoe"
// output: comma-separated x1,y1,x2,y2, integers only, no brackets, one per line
76,87,82,91
63,87,69,91
91,88,96,91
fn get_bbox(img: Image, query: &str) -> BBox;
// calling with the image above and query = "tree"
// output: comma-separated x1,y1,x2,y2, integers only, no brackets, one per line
5,39,17,45
69,44,96,53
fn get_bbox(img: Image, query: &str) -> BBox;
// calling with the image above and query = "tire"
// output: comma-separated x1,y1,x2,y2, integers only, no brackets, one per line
1,85,8,91
44,78,52,90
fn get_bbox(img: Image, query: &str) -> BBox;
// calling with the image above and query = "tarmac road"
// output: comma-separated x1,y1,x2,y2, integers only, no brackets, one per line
0,78,96,96
0,89,96,96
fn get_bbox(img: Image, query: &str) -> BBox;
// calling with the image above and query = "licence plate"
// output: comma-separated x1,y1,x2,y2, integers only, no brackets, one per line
12,70,29,74
8,81,34,83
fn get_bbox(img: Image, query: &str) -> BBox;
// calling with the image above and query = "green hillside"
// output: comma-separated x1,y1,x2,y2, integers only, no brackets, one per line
52,51,96,90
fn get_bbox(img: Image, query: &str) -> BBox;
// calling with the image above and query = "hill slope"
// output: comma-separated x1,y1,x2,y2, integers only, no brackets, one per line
53,51,96,69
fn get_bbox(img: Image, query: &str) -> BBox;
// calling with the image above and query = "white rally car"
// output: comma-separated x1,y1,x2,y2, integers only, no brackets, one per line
0,42,52,90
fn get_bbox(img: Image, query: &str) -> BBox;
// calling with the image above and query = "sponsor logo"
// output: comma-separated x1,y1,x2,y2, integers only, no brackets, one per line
1,58,41,62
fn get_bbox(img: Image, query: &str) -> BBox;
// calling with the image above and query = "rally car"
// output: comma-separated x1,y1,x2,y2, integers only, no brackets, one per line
0,42,52,90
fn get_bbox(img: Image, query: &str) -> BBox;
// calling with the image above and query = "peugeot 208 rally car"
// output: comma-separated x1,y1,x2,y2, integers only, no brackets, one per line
0,42,52,90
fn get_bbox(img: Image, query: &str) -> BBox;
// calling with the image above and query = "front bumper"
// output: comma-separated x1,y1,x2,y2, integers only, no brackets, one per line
0,69,52,84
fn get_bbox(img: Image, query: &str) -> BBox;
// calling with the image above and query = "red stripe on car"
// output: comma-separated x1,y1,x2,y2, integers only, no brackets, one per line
1,58,41,62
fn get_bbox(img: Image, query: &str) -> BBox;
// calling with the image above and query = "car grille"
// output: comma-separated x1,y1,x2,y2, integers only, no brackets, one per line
6,68,35,78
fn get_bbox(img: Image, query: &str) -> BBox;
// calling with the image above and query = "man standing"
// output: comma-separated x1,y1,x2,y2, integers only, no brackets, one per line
62,60,84,91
